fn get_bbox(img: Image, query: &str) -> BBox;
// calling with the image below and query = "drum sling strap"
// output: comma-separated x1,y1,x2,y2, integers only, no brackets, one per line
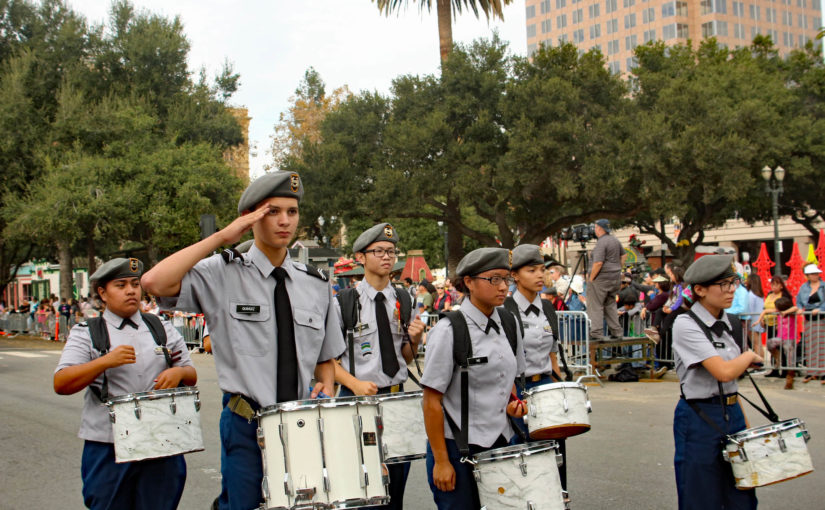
503,297,573,383
336,286,421,380
682,311,779,439
86,313,172,403
442,309,526,460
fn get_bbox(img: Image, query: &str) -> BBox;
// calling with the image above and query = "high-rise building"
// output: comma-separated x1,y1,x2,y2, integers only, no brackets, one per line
525,0,822,74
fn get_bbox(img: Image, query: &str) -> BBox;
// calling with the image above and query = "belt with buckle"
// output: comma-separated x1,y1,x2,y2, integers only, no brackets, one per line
378,384,402,394
685,394,738,406
227,394,259,421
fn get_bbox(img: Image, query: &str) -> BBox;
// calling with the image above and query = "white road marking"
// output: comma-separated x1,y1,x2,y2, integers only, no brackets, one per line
1,351,48,358
39,350,62,355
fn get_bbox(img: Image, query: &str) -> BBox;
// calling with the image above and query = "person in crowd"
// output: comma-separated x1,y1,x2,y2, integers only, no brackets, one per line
724,271,750,320
758,275,793,341
417,282,435,313
546,264,570,287
548,280,569,311
617,273,641,337
672,255,762,510
141,171,345,510
660,265,686,334
58,298,72,322
36,299,51,338
587,219,624,340
765,296,798,389
54,258,196,510
642,275,671,343
797,264,825,384
333,223,426,510
445,279,460,305
744,274,765,359
421,248,526,509
434,281,452,312
404,277,417,300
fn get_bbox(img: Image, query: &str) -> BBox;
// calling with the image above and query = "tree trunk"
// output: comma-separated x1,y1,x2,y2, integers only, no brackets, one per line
436,0,453,64
445,194,463,278
86,238,97,278
57,239,74,300
147,244,159,267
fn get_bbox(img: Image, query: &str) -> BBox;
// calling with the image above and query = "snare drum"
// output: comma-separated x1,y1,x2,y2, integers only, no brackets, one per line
723,418,814,489
473,441,565,510
376,391,426,463
522,382,592,440
107,386,204,463
257,396,388,510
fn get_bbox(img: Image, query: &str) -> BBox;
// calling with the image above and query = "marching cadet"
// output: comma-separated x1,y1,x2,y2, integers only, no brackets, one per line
333,223,426,509
141,171,346,510
421,248,527,509
54,258,196,510
673,255,762,510
504,244,570,496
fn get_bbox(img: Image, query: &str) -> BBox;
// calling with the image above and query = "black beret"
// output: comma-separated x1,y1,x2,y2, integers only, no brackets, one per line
353,223,399,253
511,244,544,271
684,255,737,285
457,247,511,277
90,258,143,286
237,171,304,214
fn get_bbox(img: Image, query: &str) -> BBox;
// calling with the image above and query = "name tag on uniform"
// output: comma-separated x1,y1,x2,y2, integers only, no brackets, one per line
468,356,488,366
713,341,725,349
355,323,370,333
236,304,260,314
543,325,553,333
154,346,166,355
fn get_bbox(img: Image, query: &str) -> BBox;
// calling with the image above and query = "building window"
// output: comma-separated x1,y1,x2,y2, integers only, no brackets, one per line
607,38,620,55
606,18,619,33
624,13,636,29
559,33,569,43
701,0,712,13
799,14,807,29
799,34,807,46
573,8,584,23
542,19,553,33
589,4,601,18
749,4,760,20
623,0,635,7
715,0,727,14
608,61,621,74
528,43,538,55
732,1,744,16
625,34,638,50
782,11,791,26
557,14,568,28
590,23,602,38
557,0,567,8
769,29,778,43
573,28,585,42
526,5,536,18
541,0,552,14
644,28,657,42
663,2,675,17
765,8,776,23
813,0,820,9
717,20,728,36
626,56,638,70
605,0,618,14
734,23,746,39
643,7,655,23
782,31,791,46
677,23,689,38
527,23,537,38
702,21,714,37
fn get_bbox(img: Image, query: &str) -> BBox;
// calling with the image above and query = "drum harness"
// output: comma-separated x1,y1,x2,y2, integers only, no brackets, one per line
85,313,174,402
682,311,780,447
442,308,528,464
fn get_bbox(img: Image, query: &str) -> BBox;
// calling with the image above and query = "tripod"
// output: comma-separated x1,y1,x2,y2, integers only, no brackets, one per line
560,245,588,304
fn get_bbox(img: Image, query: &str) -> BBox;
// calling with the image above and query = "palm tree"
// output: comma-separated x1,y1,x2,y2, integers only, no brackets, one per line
374,0,513,63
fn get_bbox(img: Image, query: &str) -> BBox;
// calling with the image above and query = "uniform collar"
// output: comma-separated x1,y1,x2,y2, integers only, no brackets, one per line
513,289,541,312
247,243,295,280
462,299,501,331
103,308,141,327
690,301,731,328
357,279,393,301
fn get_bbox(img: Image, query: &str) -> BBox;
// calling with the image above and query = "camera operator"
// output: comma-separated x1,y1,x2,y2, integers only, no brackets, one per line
588,219,625,340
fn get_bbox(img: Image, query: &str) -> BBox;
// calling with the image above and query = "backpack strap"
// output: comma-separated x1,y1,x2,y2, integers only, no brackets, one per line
497,305,526,392
336,288,361,377
443,311,472,459
141,312,172,368
502,297,525,337
541,299,572,381
86,317,111,403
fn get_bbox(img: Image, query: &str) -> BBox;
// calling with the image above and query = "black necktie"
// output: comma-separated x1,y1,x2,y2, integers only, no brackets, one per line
526,305,540,316
273,267,298,402
374,293,400,378
118,318,138,330
710,321,730,337
485,319,500,335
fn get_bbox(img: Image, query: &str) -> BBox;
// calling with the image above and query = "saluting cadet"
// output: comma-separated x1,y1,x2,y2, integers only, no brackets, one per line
421,248,527,509
141,171,346,510
504,244,570,496
54,258,197,510
673,255,762,510
333,223,426,509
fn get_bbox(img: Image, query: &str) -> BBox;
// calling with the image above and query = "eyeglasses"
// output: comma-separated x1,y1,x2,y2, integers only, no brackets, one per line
472,275,515,286
709,278,741,292
363,248,398,258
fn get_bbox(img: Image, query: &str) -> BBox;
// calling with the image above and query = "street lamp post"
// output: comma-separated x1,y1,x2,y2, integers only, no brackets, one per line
761,165,786,276
437,220,448,278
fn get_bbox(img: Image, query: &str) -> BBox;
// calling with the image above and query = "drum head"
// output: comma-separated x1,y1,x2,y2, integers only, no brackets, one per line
529,423,591,440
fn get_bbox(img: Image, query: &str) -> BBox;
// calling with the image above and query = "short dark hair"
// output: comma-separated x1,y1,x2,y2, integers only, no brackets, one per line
775,296,793,312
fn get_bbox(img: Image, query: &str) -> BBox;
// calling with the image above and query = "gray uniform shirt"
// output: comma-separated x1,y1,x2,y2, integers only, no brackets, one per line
337,280,413,388
421,300,526,448
512,290,557,377
55,309,193,443
590,234,623,274
165,244,345,407
673,302,740,399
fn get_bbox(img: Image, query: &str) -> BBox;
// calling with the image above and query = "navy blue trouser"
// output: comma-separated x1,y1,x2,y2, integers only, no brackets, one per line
426,436,508,510
339,385,411,510
217,393,263,510
673,399,758,510
509,374,567,490
81,440,186,510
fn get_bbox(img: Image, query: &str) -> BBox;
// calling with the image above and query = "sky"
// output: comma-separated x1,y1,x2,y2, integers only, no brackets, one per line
67,0,528,178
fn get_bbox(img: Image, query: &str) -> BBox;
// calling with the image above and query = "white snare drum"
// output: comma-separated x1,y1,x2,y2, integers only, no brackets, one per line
523,382,592,440
257,396,388,510
107,386,204,463
473,441,565,510
377,391,426,463
723,418,814,489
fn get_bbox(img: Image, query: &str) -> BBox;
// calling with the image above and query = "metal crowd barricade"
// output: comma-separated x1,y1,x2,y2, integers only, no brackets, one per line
0,312,9,333
173,313,206,350
6,312,30,334
556,311,599,384
738,310,825,375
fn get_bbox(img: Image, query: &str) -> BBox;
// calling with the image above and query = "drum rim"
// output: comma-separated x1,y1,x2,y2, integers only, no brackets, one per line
472,440,558,463
258,395,380,416
523,382,587,396
727,418,806,442
106,386,199,405
375,390,423,402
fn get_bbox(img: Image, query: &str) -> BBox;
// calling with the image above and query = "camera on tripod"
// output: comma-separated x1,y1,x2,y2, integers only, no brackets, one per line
560,223,596,244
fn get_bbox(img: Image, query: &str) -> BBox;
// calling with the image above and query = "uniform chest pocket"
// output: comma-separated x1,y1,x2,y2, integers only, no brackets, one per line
229,300,271,355
294,307,322,330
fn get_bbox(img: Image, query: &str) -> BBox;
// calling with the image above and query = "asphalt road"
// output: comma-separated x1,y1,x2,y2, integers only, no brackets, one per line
2,335,824,509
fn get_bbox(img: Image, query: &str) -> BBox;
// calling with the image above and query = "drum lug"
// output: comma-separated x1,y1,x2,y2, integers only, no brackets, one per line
519,454,528,477
778,435,787,453
556,452,564,467
586,399,592,414
322,467,330,493
562,490,571,510
563,397,569,413
283,472,292,497
529,404,537,418
722,450,731,462
382,463,390,487
108,410,116,423
169,396,177,415
194,395,201,412
361,464,369,488
527,500,536,510
738,446,748,462
802,430,811,443
133,400,141,420
257,427,265,449
473,468,481,482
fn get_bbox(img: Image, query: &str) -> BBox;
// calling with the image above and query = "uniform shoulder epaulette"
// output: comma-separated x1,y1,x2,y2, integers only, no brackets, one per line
221,248,244,264
294,263,329,282
77,321,89,327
